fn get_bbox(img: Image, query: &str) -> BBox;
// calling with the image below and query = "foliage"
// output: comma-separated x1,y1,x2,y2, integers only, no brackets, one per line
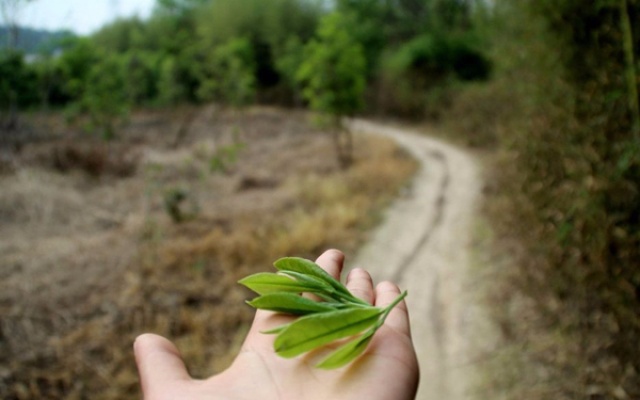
195,0,322,100
444,0,640,397
196,37,255,108
532,1,639,384
380,31,490,117
240,257,407,369
297,11,367,167
334,0,386,78
0,50,38,109
333,0,490,117
92,17,147,53
72,55,130,140
154,0,208,17
147,3,203,102
297,11,366,119
387,32,489,82
273,36,305,104
0,49,36,132
121,52,158,105
156,56,184,105
4,0,490,117
55,37,100,100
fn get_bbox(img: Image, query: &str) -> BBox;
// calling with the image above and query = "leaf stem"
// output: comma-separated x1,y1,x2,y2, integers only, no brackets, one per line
335,291,371,306
377,290,408,328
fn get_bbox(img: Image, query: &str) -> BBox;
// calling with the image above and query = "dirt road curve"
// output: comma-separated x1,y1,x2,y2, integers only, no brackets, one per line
348,119,487,400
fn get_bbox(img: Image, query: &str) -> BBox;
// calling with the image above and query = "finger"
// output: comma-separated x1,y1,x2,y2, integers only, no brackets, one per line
314,249,345,280
375,281,412,337
134,334,191,396
346,268,375,304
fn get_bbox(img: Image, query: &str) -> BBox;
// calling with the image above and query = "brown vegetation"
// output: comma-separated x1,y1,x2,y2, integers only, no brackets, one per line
440,2,640,396
0,106,418,399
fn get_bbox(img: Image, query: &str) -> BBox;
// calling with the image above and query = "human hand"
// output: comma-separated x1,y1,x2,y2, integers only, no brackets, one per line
134,249,419,400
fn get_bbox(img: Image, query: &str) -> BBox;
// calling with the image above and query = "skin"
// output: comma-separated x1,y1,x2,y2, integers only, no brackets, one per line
134,249,420,400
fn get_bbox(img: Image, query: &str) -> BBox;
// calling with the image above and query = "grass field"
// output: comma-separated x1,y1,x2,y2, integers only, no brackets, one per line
0,106,418,399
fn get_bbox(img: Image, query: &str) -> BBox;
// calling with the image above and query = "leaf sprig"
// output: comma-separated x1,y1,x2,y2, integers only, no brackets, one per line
238,257,407,369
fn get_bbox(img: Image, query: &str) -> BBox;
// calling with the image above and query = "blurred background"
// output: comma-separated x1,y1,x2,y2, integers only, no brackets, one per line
1,0,639,399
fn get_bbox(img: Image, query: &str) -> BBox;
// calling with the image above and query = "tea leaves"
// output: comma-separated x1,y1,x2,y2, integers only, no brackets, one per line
239,257,407,369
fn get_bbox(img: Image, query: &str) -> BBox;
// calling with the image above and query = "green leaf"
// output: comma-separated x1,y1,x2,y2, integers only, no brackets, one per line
278,270,334,291
248,293,338,315
261,323,291,335
277,270,338,301
238,272,322,295
239,257,408,369
274,257,353,297
274,307,382,358
274,257,334,280
316,329,375,370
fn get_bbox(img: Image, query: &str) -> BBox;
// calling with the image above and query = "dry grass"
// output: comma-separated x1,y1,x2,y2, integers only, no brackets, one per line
0,106,418,399
438,81,592,399
467,145,640,399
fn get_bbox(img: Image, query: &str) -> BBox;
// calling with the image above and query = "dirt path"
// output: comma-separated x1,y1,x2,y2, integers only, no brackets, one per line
349,119,488,400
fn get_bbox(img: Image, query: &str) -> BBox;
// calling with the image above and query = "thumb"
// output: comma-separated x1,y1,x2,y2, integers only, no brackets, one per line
134,334,191,397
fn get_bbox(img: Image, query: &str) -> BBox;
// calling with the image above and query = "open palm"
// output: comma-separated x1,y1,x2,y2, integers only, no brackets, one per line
134,249,419,400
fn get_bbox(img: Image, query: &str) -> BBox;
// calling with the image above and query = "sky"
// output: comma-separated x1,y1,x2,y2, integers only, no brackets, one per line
19,0,157,35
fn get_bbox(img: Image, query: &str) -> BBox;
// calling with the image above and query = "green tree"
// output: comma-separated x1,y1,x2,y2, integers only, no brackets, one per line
56,37,100,100
122,51,158,105
335,0,386,78
0,50,38,128
154,0,207,17
297,11,367,168
144,0,204,102
274,36,306,105
195,0,322,99
31,52,56,110
92,16,147,53
75,55,130,140
336,0,489,116
157,56,184,105
196,37,256,108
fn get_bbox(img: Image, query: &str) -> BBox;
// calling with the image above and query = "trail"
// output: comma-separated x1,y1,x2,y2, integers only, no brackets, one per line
349,119,487,400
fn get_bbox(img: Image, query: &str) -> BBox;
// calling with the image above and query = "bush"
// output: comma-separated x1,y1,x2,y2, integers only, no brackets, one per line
475,1,640,397
196,37,256,108
70,56,131,140
51,141,139,178
377,32,490,119
0,51,39,110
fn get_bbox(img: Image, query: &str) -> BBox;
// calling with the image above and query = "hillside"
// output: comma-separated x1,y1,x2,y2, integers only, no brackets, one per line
0,25,75,53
